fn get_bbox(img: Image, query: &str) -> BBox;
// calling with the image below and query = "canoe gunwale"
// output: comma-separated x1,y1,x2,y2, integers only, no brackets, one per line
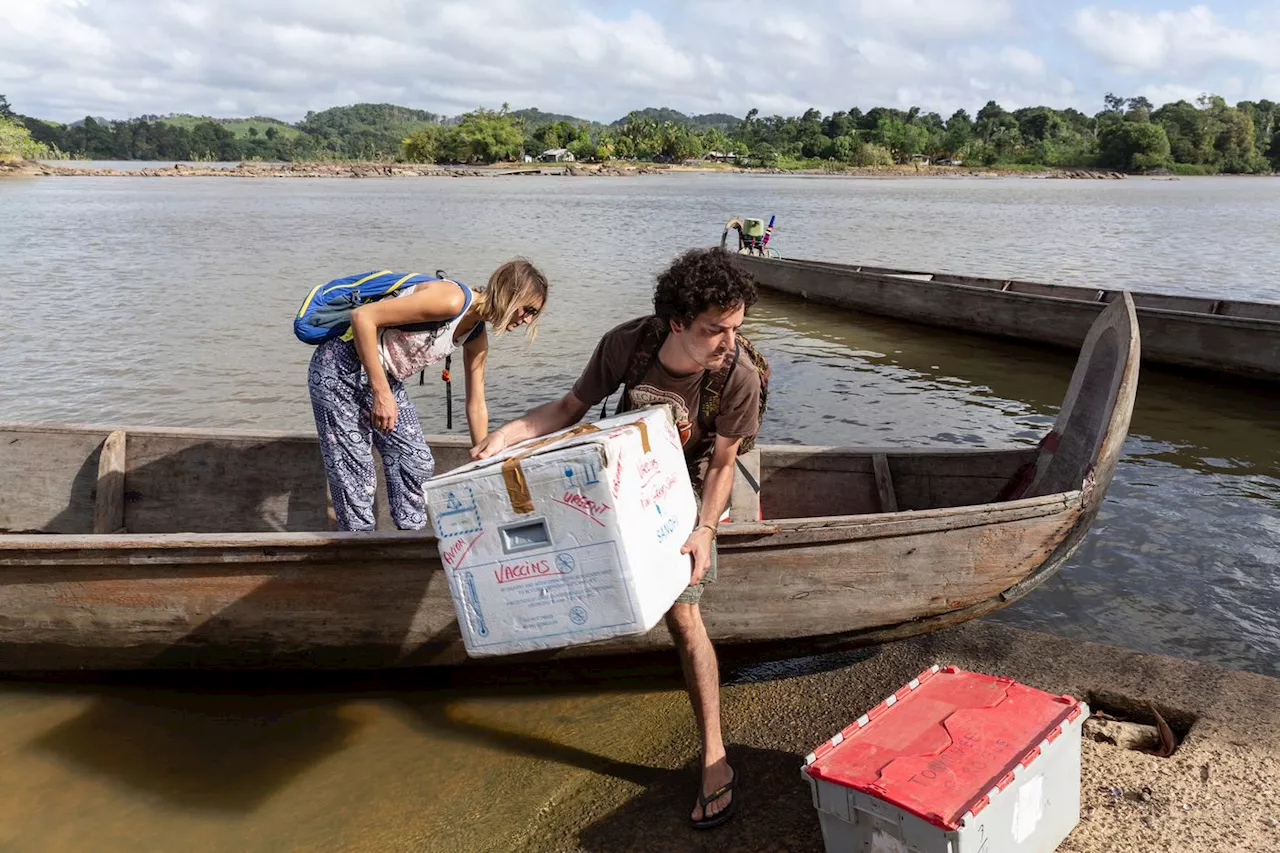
0,492,1082,563
762,256,1280,331
0,420,1042,460
793,267,1280,334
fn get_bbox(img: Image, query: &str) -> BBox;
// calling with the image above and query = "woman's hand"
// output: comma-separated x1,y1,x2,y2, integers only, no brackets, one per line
371,390,399,433
471,428,509,460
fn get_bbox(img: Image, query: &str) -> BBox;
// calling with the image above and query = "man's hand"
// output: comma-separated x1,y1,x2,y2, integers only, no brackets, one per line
680,526,715,585
470,428,509,460
470,394,592,461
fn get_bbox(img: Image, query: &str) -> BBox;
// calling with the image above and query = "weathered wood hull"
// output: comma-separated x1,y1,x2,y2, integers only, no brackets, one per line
733,254,1279,382
0,295,1140,671
0,489,1084,670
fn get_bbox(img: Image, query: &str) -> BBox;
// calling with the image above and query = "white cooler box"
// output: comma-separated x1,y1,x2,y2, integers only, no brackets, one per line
802,665,1089,853
424,406,698,657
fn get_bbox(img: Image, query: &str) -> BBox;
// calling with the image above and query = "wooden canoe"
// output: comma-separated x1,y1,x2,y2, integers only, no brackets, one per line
728,251,1277,383
0,296,1139,671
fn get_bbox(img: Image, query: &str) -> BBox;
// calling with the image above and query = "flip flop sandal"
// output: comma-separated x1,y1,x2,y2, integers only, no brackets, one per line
691,769,737,830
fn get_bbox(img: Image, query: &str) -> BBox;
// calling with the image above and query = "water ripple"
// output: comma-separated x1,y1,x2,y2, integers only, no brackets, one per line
1,173,1277,676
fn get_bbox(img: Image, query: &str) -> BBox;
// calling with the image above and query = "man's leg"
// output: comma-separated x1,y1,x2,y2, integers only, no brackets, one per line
665,544,734,824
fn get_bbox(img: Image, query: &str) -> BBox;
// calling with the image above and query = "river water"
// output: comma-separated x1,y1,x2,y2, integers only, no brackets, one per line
0,172,1277,850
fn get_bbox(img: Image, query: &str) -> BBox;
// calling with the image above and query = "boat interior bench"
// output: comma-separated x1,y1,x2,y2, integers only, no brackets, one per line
2,425,1059,535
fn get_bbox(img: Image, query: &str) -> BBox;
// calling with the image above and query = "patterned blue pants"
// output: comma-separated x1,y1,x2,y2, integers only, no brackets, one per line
308,338,436,531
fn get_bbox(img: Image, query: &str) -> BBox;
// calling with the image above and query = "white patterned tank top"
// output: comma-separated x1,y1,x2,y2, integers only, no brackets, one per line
376,281,483,381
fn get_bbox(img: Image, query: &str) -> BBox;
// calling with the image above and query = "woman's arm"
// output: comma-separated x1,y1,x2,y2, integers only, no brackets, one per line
462,326,489,445
470,392,591,459
349,281,467,432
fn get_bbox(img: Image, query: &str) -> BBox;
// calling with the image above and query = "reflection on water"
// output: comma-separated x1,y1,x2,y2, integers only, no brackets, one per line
1,173,1276,670
748,293,1280,676
1,172,1278,849
0,664,689,853
750,292,1280,476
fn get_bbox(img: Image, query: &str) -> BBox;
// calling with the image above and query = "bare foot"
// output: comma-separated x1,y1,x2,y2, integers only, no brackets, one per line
691,756,735,825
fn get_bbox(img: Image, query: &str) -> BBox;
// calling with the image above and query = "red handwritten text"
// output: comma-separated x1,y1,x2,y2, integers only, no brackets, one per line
494,559,562,584
641,474,678,509
611,453,625,497
552,492,611,527
638,458,661,486
442,532,483,568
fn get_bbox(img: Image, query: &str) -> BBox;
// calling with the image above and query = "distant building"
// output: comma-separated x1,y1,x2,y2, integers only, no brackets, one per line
705,151,738,162
540,148,575,162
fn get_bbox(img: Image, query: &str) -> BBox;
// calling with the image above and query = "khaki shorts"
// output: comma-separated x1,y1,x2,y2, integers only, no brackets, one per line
675,539,717,605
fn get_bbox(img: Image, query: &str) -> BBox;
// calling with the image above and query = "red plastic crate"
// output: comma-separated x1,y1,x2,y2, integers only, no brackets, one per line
802,665,1088,852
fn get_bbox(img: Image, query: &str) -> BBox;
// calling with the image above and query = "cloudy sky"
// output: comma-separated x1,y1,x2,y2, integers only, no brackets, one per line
4,0,1279,124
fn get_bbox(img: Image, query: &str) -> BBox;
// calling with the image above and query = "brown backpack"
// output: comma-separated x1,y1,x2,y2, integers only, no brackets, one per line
602,316,770,455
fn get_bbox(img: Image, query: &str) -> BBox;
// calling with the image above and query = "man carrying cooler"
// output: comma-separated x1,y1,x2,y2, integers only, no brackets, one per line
471,246,766,830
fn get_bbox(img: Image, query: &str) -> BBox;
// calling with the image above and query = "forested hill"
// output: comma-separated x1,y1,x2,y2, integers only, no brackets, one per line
3,94,1277,174
607,107,741,132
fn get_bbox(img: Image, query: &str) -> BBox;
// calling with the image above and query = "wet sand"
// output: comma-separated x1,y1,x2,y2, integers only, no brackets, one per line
513,622,1279,853
3,622,1273,851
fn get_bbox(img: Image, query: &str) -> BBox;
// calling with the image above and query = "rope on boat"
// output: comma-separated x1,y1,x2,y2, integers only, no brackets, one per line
438,269,454,430
413,270,455,430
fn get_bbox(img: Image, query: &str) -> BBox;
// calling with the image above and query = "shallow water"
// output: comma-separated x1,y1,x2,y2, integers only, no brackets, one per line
0,171,1277,850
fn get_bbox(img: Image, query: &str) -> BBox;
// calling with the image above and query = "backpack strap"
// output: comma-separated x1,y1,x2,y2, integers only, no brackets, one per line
696,342,740,436
601,316,668,419
622,317,668,392
395,277,471,333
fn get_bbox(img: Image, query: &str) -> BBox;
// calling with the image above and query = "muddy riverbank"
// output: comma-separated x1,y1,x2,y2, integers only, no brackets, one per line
514,622,1278,853
3,622,1272,852
0,158,1129,180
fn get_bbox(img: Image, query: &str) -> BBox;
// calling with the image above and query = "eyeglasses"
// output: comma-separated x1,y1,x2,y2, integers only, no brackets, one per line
520,305,540,320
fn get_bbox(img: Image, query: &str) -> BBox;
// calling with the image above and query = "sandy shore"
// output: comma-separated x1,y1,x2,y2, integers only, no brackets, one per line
0,158,1129,180
489,621,1279,853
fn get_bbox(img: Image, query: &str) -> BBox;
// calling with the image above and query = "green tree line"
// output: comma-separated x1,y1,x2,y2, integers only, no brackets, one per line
3,92,1279,173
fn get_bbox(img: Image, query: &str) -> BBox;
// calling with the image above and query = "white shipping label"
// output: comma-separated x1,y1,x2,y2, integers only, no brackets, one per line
869,829,906,853
434,484,483,538
1012,774,1044,843
450,541,638,649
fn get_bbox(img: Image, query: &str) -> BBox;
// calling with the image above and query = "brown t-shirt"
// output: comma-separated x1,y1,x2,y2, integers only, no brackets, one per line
572,317,761,486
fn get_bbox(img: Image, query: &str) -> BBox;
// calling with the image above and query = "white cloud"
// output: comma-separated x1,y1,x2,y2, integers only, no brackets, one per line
1259,74,1280,100
1,0,1275,126
848,0,1017,38
1136,82,1207,106
999,47,1046,77
1071,5,1280,73
854,39,932,76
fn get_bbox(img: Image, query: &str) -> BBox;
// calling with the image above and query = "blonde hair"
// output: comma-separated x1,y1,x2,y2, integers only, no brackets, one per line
472,258,548,342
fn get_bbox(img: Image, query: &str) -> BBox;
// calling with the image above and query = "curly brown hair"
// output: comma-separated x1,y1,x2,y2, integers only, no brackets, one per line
652,247,758,326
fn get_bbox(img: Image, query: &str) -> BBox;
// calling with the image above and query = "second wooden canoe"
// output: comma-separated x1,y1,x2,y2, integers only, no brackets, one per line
728,250,1276,383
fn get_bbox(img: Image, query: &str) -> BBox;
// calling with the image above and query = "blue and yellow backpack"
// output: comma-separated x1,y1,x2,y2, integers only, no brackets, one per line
293,269,467,345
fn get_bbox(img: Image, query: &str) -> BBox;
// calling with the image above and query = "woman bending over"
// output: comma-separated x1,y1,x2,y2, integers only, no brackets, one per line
308,260,548,531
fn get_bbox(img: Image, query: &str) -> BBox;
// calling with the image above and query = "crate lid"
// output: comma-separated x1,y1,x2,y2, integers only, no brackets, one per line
803,666,1083,831
427,406,667,486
